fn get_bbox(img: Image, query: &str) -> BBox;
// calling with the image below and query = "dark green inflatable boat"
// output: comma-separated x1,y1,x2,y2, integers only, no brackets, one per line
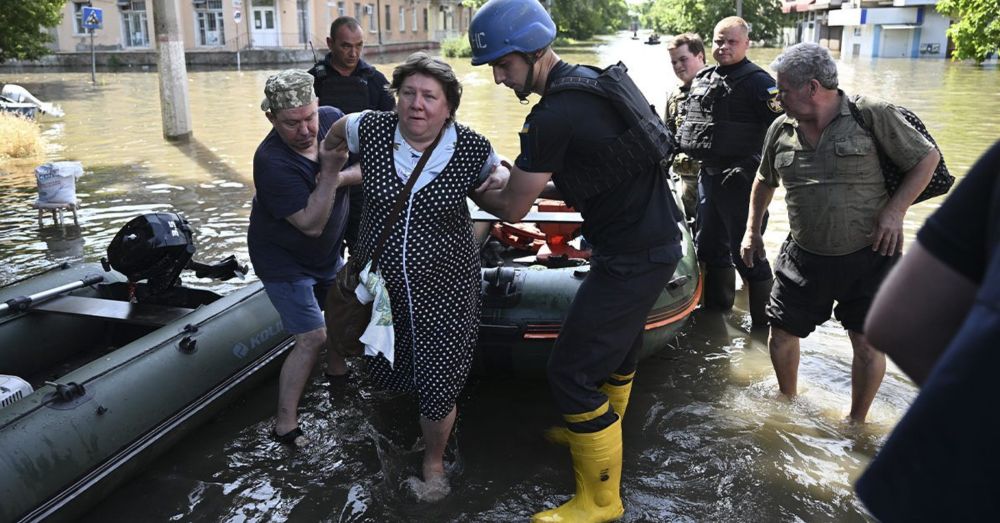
0,213,293,522
471,181,701,376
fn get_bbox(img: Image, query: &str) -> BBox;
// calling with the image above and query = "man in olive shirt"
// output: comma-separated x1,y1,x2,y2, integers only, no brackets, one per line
740,43,939,423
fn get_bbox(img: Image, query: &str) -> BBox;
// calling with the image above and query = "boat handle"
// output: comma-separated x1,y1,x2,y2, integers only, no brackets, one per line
667,275,690,290
179,336,198,353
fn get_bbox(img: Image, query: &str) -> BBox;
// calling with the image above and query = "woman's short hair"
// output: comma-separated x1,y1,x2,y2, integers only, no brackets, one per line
770,43,839,89
391,52,462,120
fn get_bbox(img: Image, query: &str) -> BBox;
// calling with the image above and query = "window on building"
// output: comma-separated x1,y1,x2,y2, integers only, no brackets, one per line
385,4,391,31
355,3,361,20
297,0,309,44
73,2,87,35
424,7,428,32
412,7,418,32
400,7,405,31
337,1,345,17
368,4,376,32
120,1,150,48
196,0,226,46
853,27,862,37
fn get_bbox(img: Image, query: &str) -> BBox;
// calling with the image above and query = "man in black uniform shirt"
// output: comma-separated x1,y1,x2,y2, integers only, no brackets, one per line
679,16,783,326
469,1,683,521
308,16,395,250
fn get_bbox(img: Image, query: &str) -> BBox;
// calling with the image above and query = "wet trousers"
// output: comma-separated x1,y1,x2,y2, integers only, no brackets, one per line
696,166,773,282
547,245,679,433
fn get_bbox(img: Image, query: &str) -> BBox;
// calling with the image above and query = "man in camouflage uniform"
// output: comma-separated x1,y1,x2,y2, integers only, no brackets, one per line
665,33,707,223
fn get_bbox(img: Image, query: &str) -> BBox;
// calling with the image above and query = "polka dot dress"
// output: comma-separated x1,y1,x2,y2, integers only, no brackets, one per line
355,112,490,421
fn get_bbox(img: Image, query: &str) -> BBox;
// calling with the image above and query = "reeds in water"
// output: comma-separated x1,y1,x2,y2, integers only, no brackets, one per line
0,112,44,163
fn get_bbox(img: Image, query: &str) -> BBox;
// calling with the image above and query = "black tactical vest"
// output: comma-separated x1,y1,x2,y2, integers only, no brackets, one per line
312,63,371,114
678,61,768,161
546,62,674,209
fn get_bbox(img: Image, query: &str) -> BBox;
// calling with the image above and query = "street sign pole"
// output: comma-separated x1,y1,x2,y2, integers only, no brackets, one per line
90,29,96,84
233,6,242,71
82,6,103,84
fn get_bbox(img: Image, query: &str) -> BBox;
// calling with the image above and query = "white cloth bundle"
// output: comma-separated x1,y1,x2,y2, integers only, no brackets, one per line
354,261,395,367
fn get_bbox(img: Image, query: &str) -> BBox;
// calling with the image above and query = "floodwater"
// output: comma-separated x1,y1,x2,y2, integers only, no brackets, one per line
1,33,998,521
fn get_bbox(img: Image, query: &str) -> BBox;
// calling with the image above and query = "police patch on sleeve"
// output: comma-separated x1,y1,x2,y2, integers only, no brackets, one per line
767,86,782,113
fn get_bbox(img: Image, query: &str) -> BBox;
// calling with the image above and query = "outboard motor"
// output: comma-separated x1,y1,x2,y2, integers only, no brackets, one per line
107,212,196,293
105,212,247,298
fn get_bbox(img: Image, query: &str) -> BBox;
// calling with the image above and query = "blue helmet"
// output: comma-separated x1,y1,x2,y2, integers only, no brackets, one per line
469,0,557,66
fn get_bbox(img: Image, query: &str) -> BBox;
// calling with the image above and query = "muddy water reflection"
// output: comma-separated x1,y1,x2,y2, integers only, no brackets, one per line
1,36,997,521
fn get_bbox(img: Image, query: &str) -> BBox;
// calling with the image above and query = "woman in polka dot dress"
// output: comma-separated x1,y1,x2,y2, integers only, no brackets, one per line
323,52,508,497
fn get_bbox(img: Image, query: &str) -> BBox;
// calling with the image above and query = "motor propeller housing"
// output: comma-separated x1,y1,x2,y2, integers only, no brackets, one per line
106,212,195,293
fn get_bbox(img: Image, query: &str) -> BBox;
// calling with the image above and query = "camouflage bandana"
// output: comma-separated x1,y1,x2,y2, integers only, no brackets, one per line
261,69,317,112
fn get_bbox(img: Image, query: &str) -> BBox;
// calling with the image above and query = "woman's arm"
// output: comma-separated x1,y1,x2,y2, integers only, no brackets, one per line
322,114,349,151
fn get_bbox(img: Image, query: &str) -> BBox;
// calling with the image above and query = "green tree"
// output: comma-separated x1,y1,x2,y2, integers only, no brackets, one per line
936,0,999,64
552,0,630,39
0,0,65,64
462,0,630,40
641,0,785,45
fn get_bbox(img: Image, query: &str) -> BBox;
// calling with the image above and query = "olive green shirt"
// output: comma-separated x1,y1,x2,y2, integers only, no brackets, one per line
757,93,934,256
665,86,700,178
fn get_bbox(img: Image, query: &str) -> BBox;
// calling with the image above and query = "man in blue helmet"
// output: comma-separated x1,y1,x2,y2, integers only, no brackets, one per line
469,1,684,521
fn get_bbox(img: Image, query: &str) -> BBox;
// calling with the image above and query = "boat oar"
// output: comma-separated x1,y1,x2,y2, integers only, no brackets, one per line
0,273,105,317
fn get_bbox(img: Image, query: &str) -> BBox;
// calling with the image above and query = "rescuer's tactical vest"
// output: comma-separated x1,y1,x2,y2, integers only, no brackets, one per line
546,62,675,209
311,63,372,114
678,61,768,161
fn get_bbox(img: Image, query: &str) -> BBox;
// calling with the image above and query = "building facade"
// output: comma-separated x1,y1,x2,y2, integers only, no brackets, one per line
781,0,953,58
50,0,472,60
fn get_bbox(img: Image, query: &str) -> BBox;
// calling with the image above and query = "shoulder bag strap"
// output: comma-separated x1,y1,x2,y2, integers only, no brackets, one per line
847,96,883,154
369,126,445,271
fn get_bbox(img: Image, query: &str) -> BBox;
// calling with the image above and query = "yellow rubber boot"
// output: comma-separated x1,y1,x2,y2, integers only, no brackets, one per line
600,374,634,420
532,416,625,523
545,373,634,446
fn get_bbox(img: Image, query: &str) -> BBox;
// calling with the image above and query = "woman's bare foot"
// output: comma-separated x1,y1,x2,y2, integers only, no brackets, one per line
404,473,450,502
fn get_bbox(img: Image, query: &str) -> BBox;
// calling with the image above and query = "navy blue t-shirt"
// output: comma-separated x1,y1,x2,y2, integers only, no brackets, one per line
515,61,683,256
855,140,1000,521
248,106,348,281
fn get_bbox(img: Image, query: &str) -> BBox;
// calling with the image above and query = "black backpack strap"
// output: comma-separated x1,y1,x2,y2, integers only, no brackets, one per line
547,64,605,96
847,95,872,131
847,95,884,157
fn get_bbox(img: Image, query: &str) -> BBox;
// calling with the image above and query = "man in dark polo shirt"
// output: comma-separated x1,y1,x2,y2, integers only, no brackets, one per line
248,69,354,447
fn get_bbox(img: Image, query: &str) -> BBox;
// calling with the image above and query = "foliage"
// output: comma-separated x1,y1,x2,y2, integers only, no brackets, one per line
936,0,1000,64
551,0,631,39
461,0,630,40
0,0,65,64
0,112,44,163
442,34,473,58
640,0,785,45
